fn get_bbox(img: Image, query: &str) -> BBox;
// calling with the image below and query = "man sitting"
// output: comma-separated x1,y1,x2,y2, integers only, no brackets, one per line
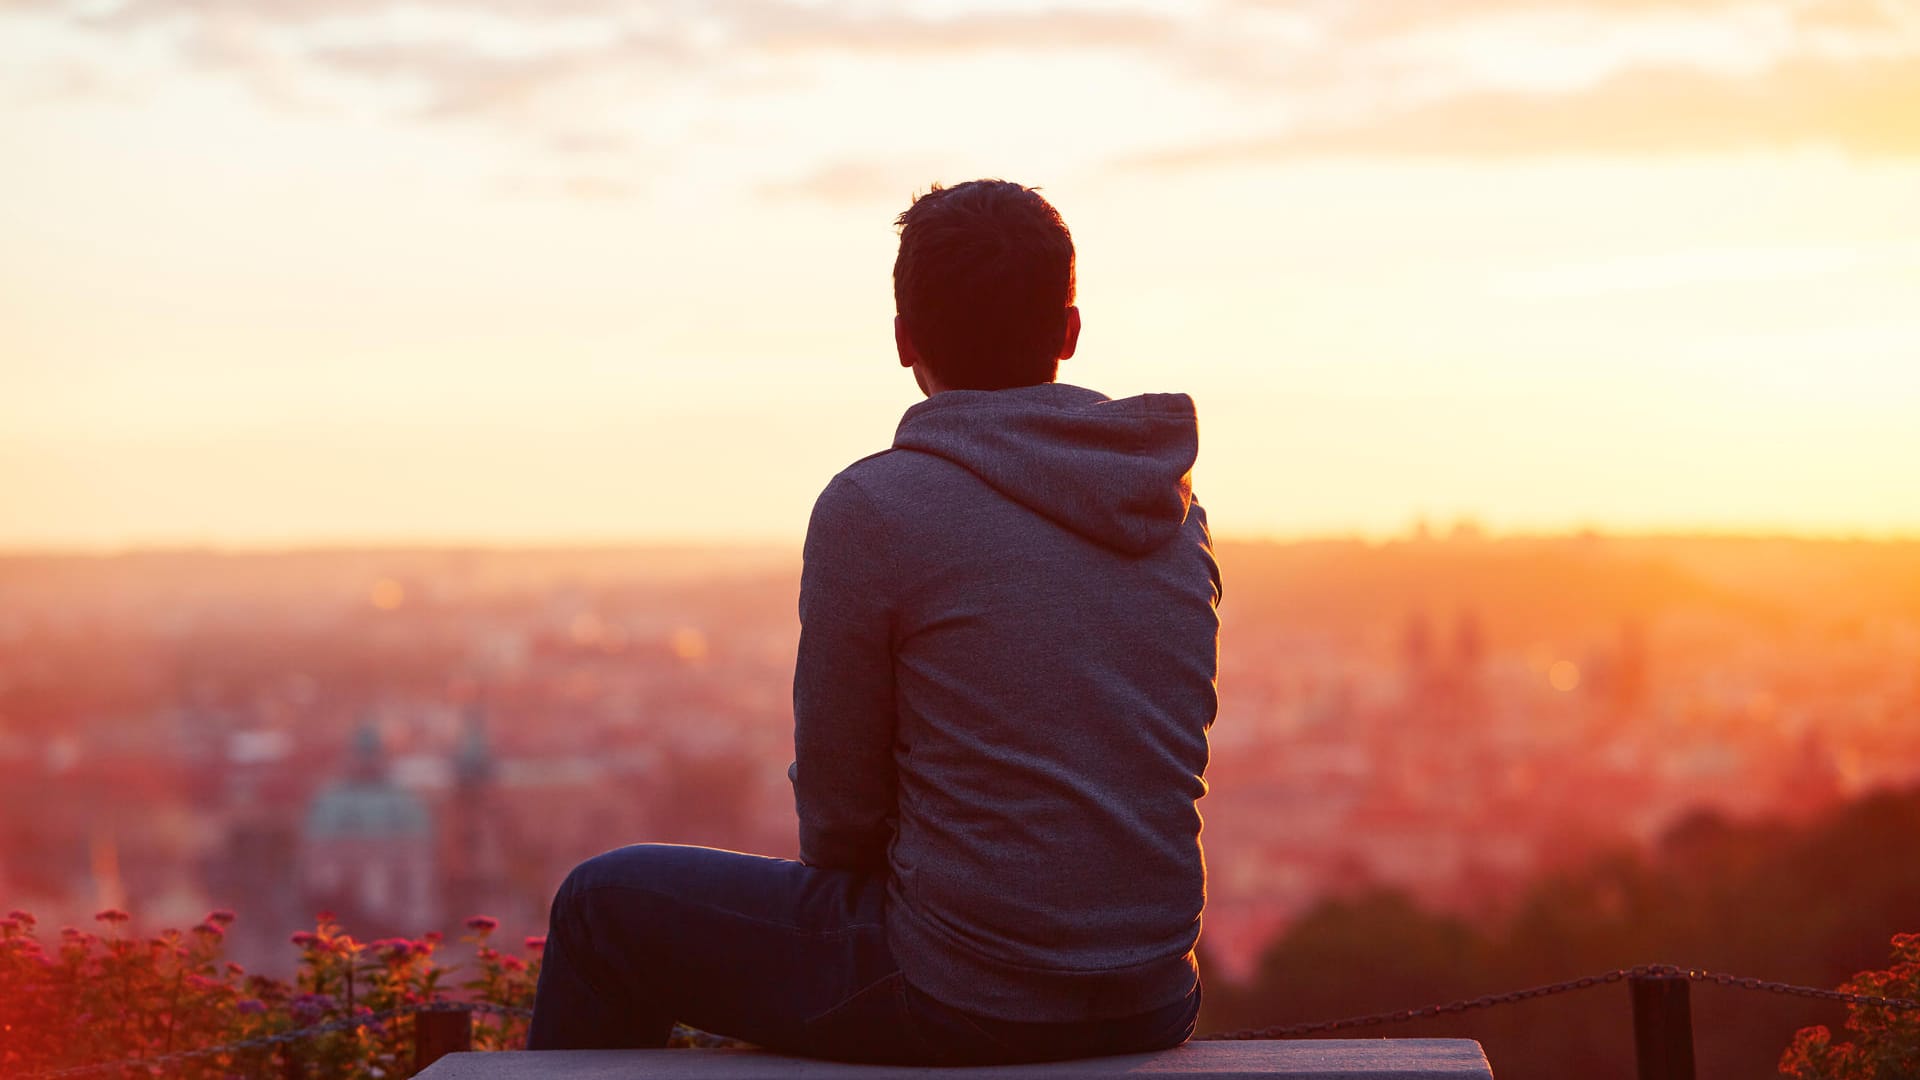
527,178,1222,1065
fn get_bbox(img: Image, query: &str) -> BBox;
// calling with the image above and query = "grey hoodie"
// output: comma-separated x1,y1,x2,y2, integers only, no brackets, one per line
791,381,1221,1023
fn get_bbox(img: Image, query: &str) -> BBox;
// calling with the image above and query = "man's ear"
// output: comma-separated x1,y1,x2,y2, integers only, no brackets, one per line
1058,306,1082,361
895,315,920,369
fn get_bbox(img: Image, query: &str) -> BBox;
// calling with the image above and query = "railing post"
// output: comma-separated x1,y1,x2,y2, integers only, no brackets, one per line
1631,972,1696,1080
413,1008,473,1076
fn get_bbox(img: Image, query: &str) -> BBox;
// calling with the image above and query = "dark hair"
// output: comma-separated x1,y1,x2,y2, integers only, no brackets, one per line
893,179,1076,391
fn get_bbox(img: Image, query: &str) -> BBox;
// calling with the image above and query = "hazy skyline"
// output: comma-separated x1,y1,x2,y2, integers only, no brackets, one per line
4,0,1919,548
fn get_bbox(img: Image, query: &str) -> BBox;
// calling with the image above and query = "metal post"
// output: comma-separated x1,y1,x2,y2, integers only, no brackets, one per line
413,1008,473,1076
1631,973,1696,1080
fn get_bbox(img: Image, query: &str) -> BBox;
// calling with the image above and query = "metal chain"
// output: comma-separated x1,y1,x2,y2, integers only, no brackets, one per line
20,1001,535,1080
1202,965,1648,1040
1674,966,1920,1012
23,964,1920,1073
1200,963,1920,1041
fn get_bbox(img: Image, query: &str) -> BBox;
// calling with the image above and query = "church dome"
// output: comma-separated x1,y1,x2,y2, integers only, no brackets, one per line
304,724,431,839
305,780,431,838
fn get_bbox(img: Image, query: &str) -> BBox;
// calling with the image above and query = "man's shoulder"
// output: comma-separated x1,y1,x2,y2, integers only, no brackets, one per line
827,446,966,501
811,448,986,549
832,447,900,483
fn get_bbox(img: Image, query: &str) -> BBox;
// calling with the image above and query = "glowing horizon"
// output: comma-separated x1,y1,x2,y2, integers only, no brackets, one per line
5,0,1919,549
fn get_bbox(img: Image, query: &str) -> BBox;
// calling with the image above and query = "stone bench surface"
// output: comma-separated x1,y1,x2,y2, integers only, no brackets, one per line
417,1040,1492,1079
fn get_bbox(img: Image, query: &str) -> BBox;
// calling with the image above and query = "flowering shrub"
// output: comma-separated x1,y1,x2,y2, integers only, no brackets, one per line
1780,933,1920,1079
0,908,542,1078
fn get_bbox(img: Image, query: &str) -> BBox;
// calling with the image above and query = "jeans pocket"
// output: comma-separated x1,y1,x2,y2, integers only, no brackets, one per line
799,971,930,1065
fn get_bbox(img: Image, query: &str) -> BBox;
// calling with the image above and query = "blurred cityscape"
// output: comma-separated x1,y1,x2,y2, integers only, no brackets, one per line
2,533,1917,982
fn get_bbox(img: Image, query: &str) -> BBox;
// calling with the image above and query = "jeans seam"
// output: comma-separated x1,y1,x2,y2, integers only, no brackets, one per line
799,970,904,1030
916,991,1020,1056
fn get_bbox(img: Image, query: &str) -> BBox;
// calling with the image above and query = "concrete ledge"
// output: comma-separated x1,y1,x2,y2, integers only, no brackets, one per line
416,1040,1493,1079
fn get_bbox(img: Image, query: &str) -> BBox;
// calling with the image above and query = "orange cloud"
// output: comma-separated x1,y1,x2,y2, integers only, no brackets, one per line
1130,52,1920,167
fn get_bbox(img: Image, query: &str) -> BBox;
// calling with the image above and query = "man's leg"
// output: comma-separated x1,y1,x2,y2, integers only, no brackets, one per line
526,843,909,1057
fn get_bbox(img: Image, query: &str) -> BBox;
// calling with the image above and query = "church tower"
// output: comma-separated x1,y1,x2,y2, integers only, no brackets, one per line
441,705,511,925
301,722,437,935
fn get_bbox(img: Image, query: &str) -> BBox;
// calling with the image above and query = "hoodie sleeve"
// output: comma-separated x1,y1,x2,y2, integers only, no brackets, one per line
792,473,898,872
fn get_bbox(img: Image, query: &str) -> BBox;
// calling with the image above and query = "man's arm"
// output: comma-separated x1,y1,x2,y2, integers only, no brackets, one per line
791,473,898,872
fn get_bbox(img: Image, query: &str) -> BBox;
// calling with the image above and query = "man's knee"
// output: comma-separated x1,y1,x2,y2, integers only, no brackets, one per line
555,843,675,907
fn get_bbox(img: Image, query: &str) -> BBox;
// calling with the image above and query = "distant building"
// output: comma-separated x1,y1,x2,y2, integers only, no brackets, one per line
301,724,437,935
439,706,514,924
1400,610,1436,696
1400,608,1487,714
1451,609,1484,678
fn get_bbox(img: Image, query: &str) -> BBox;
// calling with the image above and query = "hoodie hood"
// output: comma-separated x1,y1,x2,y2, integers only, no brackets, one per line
892,382,1198,556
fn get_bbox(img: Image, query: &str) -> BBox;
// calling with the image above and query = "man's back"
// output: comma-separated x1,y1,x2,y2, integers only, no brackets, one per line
794,381,1221,1023
531,179,1218,1065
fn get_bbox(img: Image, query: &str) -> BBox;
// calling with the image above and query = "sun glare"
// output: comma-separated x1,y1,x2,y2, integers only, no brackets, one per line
369,578,407,611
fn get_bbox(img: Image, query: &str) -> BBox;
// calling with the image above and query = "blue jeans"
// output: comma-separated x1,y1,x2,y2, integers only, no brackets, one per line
526,844,1202,1064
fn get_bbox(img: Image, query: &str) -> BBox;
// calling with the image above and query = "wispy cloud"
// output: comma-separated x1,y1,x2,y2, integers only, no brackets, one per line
734,5,1175,56
1129,50,1920,169
4,0,1185,194
757,158,950,208
307,31,684,124
6,0,1918,186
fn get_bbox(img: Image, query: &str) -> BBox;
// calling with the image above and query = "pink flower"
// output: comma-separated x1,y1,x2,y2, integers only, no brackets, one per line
205,910,237,926
94,909,130,925
192,922,225,938
289,931,320,947
524,936,547,953
6,910,34,925
501,955,526,972
423,931,444,944
464,915,499,933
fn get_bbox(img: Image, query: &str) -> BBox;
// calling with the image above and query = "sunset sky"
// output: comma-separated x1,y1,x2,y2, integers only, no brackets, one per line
3,0,1917,548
